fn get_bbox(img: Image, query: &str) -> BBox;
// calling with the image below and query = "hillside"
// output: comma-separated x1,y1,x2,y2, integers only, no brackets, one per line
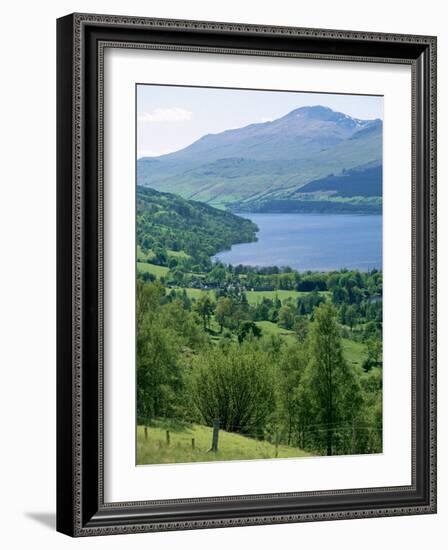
137,186,258,269
137,105,383,212
297,164,382,198
137,423,310,465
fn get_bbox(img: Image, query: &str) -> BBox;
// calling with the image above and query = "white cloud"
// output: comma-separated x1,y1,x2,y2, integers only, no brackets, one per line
138,107,192,123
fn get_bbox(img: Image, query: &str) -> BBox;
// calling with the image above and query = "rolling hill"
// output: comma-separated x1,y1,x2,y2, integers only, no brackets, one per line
137,105,382,212
136,186,258,264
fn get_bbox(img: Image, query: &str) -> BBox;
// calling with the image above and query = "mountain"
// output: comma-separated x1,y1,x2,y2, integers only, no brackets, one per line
137,105,382,212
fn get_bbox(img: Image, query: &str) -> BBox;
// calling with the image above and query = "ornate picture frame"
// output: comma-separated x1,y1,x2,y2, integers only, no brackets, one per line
57,13,437,536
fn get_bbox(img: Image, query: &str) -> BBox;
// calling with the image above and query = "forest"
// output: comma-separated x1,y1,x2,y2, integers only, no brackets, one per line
136,186,383,463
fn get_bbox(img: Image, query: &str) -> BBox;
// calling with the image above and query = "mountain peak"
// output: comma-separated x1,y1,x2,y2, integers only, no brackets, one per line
286,105,356,123
291,105,335,115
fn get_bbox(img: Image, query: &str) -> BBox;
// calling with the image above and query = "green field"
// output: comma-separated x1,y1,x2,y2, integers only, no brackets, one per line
137,423,309,465
173,287,328,305
255,324,368,365
137,246,190,262
255,320,295,338
137,262,169,277
342,338,368,368
169,250,190,259
173,287,214,300
246,289,329,305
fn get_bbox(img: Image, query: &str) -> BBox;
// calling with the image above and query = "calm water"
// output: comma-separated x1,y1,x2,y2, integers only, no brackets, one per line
213,213,382,271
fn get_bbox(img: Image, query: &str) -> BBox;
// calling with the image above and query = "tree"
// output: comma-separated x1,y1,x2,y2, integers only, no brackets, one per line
136,279,164,328
278,304,296,330
277,344,307,444
194,294,215,330
273,295,282,309
332,286,349,305
345,304,357,331
208,264,227,285
366,337,382,364
253,300,270,322
136,281,182,427
161,299,208,350
363,337,382,371
139,271,156,283
153,246,168,266
237,320,262,343
137,322,180,425
169,268,185,285
300,303,362,456
269,308,279,323
180,288,191,310
293,317,309,343
215,296,235,332
297,299,307,316
189,341,275,436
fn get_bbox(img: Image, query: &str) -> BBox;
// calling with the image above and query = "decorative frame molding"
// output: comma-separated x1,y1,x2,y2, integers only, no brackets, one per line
57,13,437,537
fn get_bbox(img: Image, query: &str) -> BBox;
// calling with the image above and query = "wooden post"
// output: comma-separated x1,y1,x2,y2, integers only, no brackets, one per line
166,430,170,446
210,419,220,452
191,438,195,450
144,426,148,440
275,431,279,458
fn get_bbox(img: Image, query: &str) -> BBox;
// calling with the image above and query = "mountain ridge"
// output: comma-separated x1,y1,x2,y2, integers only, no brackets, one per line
137,105,382,212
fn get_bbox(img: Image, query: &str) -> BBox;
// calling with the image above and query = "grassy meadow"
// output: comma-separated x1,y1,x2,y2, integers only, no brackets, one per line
137,262,169,278
137,423,310,465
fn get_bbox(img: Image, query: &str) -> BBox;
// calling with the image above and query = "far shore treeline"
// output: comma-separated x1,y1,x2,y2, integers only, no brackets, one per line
136,185,382,463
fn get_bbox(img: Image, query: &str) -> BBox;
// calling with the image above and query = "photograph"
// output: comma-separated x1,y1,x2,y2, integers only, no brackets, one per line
135,84,384,465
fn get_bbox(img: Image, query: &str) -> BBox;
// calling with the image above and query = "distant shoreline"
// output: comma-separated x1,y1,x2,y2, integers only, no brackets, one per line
227,200,382,216
230,211,382,218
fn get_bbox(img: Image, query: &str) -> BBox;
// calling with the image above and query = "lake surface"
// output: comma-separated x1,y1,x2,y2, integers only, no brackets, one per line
213,213,382,271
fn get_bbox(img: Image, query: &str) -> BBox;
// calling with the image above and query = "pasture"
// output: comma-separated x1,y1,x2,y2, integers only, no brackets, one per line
137,262,169,278
137,423,309,465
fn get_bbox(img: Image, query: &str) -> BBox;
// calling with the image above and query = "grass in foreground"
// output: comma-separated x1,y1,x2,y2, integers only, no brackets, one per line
137,423,310,465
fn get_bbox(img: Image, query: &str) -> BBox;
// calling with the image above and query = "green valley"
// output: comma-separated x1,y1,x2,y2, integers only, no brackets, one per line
136,185,383,463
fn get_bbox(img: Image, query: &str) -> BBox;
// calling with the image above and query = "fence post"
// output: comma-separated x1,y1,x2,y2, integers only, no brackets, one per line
191,438,195,450
144,426,148,440
166,430,170,446
210,419,220,452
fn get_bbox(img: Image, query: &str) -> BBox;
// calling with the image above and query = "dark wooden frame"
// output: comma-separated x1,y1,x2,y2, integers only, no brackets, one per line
57,13,437,537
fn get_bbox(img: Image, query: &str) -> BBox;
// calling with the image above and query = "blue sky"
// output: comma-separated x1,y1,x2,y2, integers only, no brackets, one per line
137,84,383,158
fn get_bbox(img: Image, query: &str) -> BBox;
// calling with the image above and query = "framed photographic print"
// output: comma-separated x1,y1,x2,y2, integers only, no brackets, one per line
56,13,437,536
